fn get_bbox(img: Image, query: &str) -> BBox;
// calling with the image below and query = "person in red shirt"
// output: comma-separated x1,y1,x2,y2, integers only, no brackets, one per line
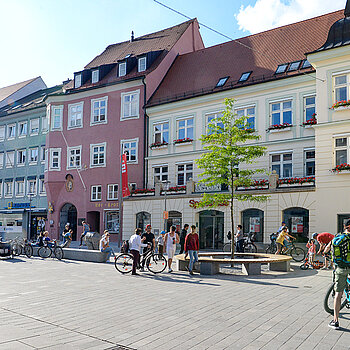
312,232,334,269
184,225,199,275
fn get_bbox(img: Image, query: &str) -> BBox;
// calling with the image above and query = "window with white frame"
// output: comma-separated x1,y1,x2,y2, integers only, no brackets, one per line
334,74,349,102
7,124,16,139
119,62,126,77
91,185,102,201
75,74,82,88
271,152,293,178
236,106,256,130
138,57,146,72
51,106,63,130
67,146,81,169
0,182,2,197
68,102,83,129
107,184,118,200
177,117,194,140
90,143,106,167
0,153,3,168
154,165,168,184
334,137,350,166
304,149,315,176
49,148,61,170
29,148,38,164
30,118,39,135
39,178,46,195
27,178,37,195
91,97,107,124
207,112,224,134
17,149,26,166
177,163,193,186
44,149,48,171
121,139,138,163
270,100,292,126
19,121,27,137
92,69,99,83
153,122,169,144
121,91,139,119
15,180,25,197
40,146,46,163
0,126,5,140
4,180,13,197
304,95,316,122
42,115,48,133
6,151,14,168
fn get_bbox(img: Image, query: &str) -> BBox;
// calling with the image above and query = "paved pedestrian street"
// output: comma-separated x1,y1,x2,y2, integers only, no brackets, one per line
0,257,349,350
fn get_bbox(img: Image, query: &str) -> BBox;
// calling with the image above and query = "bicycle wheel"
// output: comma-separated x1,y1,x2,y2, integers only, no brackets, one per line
147,254,167,274
244,243,257,253
223,243,231,252
24,244,33,258
54,247,64,260
290,247,305,262
12,243,22,256
38,246,52,258
323,283,348,315
114,253,133,274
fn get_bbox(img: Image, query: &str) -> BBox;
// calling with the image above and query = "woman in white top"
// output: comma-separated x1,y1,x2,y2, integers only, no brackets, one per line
164,226,180,273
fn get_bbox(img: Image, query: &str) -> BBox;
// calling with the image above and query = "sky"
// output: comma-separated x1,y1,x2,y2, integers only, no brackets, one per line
0,0,346,88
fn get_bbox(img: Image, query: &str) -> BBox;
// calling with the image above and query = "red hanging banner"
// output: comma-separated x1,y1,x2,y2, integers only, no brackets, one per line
121,153,130,197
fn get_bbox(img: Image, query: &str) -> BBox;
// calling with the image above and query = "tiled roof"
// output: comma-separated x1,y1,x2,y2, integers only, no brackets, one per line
148,10,343,106
0,77,39,104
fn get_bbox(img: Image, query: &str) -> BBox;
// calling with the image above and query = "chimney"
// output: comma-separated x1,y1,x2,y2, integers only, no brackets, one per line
130,31,134,42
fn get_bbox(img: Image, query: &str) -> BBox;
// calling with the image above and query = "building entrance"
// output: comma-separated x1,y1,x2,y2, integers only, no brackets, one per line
199,210,224,250
59,203,77,240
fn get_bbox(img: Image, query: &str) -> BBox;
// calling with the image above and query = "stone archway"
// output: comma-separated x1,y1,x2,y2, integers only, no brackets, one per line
59,203,77,240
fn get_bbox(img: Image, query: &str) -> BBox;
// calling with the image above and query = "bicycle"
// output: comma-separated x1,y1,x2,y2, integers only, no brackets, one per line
38,240,64,260
277,239,306,262
265,233,278,254
300,252,324,270
115,247,167,274
10,237,33,258
222,233,257,253
324,273,350,315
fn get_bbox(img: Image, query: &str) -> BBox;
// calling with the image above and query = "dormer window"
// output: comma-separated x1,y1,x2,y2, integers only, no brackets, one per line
138,57,147,72
288,61,301,72
302,60,312,69
216,77,229,88
275,64,288,74
74,74,82,88
119,62,126,77
239,72,252,82
92,69,99,83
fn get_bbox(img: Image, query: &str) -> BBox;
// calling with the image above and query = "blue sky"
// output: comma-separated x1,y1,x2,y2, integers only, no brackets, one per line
0,0,346,88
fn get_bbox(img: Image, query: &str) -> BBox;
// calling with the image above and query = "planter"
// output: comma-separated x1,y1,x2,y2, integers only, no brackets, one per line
150,143,168,149
174,139,193,145
304,124,315,129
269,127,291,133
331,105,350,111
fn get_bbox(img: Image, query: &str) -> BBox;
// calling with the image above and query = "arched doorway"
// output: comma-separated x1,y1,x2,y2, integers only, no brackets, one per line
60,203,77,240
166,211,182,233
283,207,309,242
199,210,224,250
242,209,264,242
136,211,151,231
87,211,100,233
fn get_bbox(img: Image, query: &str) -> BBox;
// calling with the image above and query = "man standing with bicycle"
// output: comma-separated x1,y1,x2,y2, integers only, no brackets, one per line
129,228,148,275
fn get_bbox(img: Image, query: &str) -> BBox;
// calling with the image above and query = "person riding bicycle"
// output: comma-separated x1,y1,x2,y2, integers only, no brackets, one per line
129,228,149,275
312,232,334,269
275,226,295,255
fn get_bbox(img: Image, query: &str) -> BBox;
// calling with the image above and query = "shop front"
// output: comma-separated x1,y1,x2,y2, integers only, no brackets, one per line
198,210,224,250
283,207,309,242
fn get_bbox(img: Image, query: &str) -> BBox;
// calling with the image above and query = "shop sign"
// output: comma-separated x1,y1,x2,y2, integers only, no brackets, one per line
163,211,169,219
291,216,304,233
249,217,261,233
5,202,32,209
0,226,22,233
95,202,118,208
189,199,229,209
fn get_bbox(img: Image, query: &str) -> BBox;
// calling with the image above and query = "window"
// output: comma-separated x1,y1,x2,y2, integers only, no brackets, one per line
40,146,46,163
119,62,126,77
216,77,228,87
107,184,118,200
121,91,139,119
92,69,99,83
177,163,193,185
138,57,146,72
270,100,292,125
17,149,26,166
51,106,63,130
7,124,16,139
154,165,168,184
91,97,107,124
0,153,3,168
30,118,39,135
6,151,14,168
207,112,224,134
29,148,38,164
39,178,46,195
91,185,102,201
0,126,5,140
90,143,106,167
153,122,169,144
27,178,37,195
130,183,137,191
42,115,48,133
67,146,81,169
304,150,315,176
121,139,138,163
288,61,301,71
16,180,25,197
105,211,119,233
334,74,349,102
271,153,292,178
177,117,194,140
304,95,316,122
44,149,48,171
334,137,349,166
302,60,311,69
74,74,82,88
19,121,27,137
275,64,288,74
4,180,13,197
49,148,61,171
236,106,256,130
68,102,83,129
238,72,251,82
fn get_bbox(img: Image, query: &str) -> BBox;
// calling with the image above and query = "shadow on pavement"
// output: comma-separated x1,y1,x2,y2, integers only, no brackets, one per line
0,257,26,263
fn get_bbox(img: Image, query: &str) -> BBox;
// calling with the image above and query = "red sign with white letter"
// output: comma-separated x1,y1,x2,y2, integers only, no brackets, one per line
121,153,130,198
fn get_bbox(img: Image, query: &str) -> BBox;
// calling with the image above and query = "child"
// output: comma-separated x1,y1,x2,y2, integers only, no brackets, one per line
306,238,316,264
275,226,296,255
157,231,165,255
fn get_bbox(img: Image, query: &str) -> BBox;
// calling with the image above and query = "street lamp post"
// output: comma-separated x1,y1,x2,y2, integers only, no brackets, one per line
162,180,170,232
28,194,32,240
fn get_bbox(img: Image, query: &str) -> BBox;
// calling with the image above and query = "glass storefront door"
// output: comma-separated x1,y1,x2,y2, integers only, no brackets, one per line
199,210,224,250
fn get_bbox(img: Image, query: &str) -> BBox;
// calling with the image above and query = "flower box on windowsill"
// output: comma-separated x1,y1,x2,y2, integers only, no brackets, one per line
269,126,292,133
277,177,315,187
173,138,193,145
330,101,350,111
302,116,317,127
332,164,350,173
161,186,186,195
150,142,168,149
131,189,155,196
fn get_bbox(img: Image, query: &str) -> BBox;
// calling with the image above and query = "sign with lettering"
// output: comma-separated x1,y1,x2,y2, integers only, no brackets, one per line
94,202,119,209
5,202,33,209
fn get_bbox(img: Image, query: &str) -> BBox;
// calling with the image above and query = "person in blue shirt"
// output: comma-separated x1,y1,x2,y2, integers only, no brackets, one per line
79,221,90,246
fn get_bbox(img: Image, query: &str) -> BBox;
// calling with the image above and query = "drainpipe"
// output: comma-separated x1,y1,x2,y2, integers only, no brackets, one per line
142,77,148,189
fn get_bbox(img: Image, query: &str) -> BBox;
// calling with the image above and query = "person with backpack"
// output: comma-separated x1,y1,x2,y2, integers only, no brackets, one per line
129,228,149,275
323,219,350,330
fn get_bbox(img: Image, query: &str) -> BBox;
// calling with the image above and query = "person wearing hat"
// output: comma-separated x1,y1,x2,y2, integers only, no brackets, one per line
157,230,166,255
312,231,334,269
141,224,155,269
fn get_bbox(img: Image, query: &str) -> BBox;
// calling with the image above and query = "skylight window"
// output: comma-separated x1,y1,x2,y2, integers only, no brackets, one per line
275,64,288,74
288,61,301,72
301,60,312,69
216,77,229,87
238,72,252,82
124,54,131,59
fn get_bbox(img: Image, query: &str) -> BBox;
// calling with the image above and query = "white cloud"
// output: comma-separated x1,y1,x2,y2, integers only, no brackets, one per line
236,0,346,34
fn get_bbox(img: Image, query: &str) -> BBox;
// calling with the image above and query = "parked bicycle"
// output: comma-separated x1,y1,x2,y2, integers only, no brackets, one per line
222,233,257,253
300,251,324,270
10,237,33,258
115,248,167,274
324,273,350,315
38,240,64,260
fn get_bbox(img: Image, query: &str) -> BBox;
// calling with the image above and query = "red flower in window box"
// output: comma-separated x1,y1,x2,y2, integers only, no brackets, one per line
268,123,292,130
331,100,350,109
131,188,155,194
150,141,168,149
303,114,317,125
277,176,315,185
332,163,350,172
173,138,193,144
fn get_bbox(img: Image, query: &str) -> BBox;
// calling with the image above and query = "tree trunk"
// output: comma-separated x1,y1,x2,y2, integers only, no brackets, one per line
230,198,235,259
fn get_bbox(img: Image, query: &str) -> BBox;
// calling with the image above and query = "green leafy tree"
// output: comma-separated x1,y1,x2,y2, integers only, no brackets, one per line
195,98,269,257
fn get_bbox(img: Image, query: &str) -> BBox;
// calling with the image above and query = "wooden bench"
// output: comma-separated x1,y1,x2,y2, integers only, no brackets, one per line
176,252,292,275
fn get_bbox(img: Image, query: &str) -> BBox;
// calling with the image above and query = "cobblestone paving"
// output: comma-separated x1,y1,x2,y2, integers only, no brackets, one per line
0,256,349,349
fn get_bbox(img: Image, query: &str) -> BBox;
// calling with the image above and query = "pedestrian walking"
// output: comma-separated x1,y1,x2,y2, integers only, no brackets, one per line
129,228,148,275
235,224,244,253
184,225,199,275
99,230,115,261
79,221,90,247
164,225,180,273
179,224,189,254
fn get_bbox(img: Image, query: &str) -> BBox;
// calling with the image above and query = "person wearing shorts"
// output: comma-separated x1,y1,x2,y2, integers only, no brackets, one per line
275,226,295,255
164,226,179,273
